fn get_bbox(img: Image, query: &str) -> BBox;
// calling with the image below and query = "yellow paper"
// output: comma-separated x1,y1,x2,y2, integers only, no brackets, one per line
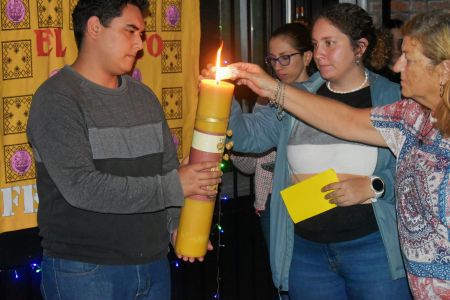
281,169,339,223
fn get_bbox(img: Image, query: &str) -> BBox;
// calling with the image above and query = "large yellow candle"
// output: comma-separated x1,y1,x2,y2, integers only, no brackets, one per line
175,61,235,258
195,80,234,133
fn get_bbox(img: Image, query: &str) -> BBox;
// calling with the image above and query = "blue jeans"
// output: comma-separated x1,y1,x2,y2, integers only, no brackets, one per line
289,231,411,300
41,256,170,300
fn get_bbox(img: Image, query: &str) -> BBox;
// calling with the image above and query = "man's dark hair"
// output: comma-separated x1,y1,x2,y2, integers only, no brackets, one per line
72,0,149,49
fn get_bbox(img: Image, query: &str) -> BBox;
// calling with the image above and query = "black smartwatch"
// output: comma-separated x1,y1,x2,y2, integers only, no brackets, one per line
369,176,385,202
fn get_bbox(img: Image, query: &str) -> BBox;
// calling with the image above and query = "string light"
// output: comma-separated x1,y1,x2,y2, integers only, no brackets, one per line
30,262,42,273
0,260,43,283
175,0,230,289
4,193,230,297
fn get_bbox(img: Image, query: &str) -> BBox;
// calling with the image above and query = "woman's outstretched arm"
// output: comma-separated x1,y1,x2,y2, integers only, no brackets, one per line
230,62,388,147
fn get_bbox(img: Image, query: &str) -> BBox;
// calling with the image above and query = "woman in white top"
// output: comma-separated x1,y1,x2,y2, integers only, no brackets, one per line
227,4,411,299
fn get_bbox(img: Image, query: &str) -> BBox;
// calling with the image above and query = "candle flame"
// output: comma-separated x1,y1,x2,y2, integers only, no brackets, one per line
215,42,224,84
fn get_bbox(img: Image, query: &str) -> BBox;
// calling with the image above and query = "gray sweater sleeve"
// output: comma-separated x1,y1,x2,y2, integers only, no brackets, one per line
27,90,184,215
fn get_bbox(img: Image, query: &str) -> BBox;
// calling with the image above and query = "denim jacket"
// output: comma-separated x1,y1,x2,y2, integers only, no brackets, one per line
228,70,406,291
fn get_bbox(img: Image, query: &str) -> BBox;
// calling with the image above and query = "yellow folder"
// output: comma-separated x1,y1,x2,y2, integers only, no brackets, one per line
280,169,338,223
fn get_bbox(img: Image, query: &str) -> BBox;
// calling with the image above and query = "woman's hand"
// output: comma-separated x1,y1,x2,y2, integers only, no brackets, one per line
321,176,374,206
228,62,278,99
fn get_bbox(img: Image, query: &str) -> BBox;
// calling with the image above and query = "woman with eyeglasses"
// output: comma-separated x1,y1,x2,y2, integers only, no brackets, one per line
264,22,314,85
227,4,411,299
230,22,313,259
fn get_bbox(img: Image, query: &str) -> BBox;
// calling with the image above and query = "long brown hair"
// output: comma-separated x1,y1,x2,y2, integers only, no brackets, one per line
314,3,390,71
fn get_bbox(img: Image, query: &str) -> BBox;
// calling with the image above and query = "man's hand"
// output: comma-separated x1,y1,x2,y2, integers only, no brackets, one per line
171,230,213,263
178,157,222,198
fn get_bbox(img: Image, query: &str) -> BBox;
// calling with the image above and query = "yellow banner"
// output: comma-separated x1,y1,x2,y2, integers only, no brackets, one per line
0,0,200,233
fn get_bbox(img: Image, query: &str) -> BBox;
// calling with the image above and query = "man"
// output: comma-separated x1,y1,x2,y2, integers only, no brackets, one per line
26,1,221,299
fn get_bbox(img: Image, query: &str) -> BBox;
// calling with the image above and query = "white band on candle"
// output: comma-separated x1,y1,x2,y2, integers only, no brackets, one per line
191,130,226,153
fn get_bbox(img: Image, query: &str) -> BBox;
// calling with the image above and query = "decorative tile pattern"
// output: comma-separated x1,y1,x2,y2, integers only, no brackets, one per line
144,0,156,32
2,40,32,80
161,40,182,73
170,127,183,160
162,87,182,120
1,0,30,30
4,143,35,183
3,94,31,135
37,0,63,28
69,0,78,29
162,0,181,31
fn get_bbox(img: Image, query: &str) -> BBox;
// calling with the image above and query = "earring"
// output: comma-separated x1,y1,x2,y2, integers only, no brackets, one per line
355,56,361,65
440,82,445,98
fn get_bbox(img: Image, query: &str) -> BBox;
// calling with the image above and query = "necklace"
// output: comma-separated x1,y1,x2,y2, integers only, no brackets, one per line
326,70,369,94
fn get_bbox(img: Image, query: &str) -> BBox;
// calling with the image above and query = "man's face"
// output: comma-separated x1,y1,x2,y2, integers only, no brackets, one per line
97,4,146,75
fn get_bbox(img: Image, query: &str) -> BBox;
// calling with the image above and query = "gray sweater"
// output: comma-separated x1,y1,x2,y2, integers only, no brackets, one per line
27,66,184,264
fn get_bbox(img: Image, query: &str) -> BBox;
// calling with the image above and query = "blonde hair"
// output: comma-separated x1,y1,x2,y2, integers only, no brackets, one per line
402,9,450,137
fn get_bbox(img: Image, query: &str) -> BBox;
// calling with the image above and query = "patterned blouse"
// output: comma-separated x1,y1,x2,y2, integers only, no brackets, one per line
231,150,276,211
372,99,450,298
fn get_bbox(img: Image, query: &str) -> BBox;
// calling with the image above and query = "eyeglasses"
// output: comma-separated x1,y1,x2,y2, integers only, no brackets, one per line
265,52,302,67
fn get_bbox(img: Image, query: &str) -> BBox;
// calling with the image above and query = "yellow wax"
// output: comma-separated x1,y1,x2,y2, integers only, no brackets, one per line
175,78,235,258
175,198,216,257
195,79,235,134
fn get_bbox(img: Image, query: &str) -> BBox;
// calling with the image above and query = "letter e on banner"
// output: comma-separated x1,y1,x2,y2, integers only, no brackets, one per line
35,29,67,57
34,29,53,56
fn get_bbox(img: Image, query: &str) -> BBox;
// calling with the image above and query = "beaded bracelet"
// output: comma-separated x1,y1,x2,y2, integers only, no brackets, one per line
268,79,285,120
269,79,281,106
276,82,285,120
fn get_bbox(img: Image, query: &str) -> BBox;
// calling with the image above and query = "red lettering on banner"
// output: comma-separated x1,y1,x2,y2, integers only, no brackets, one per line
146,33,163,57
34,29,53,56
34,29,67,57
54,28,67,57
